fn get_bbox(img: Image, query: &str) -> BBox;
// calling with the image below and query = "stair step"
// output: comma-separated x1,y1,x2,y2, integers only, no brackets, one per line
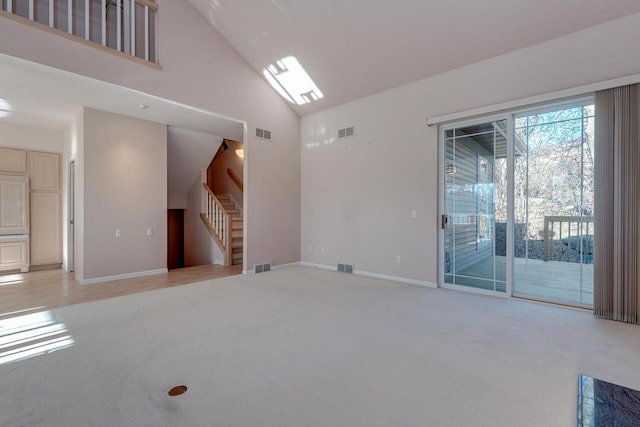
231,222,243,230
232,259,243,266
232,240,242,249
232,252,243,260
232,231,243,239
216,194,231,200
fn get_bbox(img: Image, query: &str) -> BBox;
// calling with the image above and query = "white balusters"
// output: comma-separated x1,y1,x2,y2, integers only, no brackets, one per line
49,0,54,28
144,5,149,61
67,0,72,34
84,0,90,40
101,0,106,46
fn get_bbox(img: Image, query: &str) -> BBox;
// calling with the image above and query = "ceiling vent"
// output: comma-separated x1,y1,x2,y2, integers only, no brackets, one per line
338,126,355,139
256,128,272,141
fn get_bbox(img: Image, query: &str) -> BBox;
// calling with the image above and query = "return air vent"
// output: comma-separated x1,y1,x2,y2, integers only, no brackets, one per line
338,126,355,139
256,128,272,141
254,262,272,274
337,263,354,273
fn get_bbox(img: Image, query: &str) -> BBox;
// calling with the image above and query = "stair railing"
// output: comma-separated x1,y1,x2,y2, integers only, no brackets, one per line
202,183,232,266
1,0,158,64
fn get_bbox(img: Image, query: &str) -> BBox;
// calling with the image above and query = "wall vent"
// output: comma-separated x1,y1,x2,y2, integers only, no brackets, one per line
337,263,354,273
256,128,272,141
254,262,272,274
338,126,355,139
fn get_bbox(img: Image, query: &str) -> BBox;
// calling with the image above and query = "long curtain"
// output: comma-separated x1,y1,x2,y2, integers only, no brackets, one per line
594,84,640,324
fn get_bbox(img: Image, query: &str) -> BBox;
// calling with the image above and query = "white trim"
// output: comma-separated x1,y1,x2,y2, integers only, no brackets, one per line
300,261,334,271
300,262,437,288
78,268,167,285
271,262,301,271
427,72,640,126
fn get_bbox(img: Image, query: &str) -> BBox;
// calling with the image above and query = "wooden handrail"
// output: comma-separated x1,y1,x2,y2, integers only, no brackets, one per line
136,0,159,13
227,168,243,192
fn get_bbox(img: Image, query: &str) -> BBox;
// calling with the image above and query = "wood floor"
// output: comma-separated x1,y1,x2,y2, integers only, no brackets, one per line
0,264,242,317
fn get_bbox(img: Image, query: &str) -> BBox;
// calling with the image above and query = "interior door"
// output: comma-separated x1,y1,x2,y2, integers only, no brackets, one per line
442,120,507,293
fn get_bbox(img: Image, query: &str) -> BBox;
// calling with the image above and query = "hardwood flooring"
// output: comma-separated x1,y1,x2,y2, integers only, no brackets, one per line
0,264,242,317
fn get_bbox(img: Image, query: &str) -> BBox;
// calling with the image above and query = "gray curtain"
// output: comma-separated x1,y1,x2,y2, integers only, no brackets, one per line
594,84,640,324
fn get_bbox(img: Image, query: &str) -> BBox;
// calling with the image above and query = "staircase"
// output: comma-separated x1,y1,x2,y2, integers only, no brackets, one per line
201,183,243,267
216,194,243,266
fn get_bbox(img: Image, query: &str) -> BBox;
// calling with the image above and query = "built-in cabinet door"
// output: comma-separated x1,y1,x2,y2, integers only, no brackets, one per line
0,237,29,271
30,192,61,265
0,147,28,174
0,175,29,234
30,151,60,191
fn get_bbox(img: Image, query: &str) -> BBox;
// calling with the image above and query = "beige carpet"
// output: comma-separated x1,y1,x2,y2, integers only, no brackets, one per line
1,266,639,426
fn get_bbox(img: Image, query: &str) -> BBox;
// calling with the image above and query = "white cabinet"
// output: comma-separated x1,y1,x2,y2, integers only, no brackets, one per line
30,192,61,265
0,236,29,272
0,147,28,174
30,151,60,191
0,175,29,235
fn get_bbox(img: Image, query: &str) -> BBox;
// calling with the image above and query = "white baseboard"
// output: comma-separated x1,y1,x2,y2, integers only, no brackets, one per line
271,262,301,271
79,268,168,285
300,262,437,288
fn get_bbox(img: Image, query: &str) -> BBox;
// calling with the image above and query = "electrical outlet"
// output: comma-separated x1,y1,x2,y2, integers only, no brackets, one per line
396,255,401,264
411,210,417,218
115,229,122,238
320,247,325,255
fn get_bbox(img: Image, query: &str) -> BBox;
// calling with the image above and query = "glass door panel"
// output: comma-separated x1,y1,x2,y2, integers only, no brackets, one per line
513,105,594,306
443,120,507,293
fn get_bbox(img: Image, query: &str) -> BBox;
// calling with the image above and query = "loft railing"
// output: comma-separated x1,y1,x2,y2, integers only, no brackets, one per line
1,0,158,64
543,216,594,263
201,183,232,266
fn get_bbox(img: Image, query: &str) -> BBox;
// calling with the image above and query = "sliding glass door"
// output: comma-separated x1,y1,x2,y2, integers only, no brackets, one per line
440,101,594,306
513,104,594,306
443,119,507,293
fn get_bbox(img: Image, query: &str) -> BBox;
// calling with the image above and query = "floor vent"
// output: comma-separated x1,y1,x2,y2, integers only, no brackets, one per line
337,263,354,273
254,262,272,274
338,126,355,139
256,128,272,141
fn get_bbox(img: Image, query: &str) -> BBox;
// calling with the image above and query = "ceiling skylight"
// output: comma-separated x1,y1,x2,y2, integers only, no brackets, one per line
263,56,324,105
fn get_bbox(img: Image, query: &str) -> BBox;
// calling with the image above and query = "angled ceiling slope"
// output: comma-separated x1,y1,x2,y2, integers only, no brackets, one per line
188,0,640,116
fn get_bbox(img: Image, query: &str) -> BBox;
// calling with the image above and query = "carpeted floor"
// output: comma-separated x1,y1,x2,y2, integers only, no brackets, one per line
1,266,639,426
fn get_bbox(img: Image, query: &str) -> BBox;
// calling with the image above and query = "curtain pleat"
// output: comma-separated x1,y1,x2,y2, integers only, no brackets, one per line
594,84,640,324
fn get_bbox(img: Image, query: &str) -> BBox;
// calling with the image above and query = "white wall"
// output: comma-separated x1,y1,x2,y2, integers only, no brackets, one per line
0,0,301,271
301,13,640,284
184,174,224,267
0,122,65,152
80,108,167,281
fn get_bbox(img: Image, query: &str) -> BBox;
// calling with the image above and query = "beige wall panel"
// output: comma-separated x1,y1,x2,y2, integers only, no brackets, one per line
30,192,61,265
0,175,29,234
30,151,61,191
0,147,28,174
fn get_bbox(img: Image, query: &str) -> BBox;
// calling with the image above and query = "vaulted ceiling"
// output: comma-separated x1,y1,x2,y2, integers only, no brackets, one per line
187,0,640,116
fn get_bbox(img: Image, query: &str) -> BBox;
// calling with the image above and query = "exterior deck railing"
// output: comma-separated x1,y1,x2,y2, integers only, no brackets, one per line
1,0,158,64
543,216,594,263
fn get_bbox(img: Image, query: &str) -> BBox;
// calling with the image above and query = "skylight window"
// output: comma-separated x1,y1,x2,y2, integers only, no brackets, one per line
263,56,324,105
